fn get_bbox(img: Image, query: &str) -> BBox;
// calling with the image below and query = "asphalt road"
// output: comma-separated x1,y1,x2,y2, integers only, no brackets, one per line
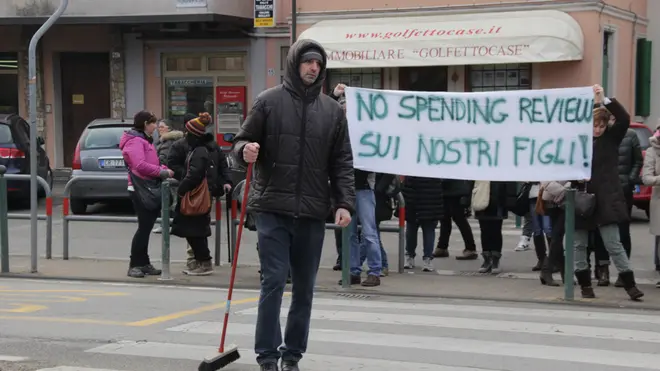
5,195,659,281
1,278,660,371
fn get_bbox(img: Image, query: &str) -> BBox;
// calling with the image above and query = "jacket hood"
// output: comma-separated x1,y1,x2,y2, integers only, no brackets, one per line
283,39,327,101
159,130,184,142
650,135,660,151
119,129,148,150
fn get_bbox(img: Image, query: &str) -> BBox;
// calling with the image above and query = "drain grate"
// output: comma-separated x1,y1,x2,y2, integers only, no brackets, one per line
336,293,378,300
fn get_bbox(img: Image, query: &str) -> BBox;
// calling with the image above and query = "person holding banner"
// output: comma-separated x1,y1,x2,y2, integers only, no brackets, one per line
572,84,643,301
231,39,355,371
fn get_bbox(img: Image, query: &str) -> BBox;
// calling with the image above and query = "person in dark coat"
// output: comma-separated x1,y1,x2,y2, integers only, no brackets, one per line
402,176,444,272
572,84,643,301
231,39,355,371
434,179,477,260
472,181,517,274
591,128,643,287
171,114,215,276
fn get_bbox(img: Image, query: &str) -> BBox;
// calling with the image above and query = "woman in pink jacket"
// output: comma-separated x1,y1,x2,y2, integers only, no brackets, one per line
120,111,173,278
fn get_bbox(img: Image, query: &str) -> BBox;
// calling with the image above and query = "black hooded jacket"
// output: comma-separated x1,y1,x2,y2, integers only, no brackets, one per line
230,39,356,220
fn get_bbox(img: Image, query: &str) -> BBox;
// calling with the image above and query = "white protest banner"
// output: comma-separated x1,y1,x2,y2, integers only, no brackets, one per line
344,86,594,182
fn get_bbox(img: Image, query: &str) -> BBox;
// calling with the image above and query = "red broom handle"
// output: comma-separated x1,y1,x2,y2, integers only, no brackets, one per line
219,163,253,353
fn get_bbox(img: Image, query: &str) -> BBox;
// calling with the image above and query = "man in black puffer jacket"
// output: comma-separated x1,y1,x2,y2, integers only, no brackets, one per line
591,128,642,286
231,39,355,371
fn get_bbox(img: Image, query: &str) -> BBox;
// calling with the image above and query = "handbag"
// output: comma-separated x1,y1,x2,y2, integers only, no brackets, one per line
511,182,531,217
471,181,490,212
535,187,546,216
129,171,162,212
574,186,596,218
180,149,212,216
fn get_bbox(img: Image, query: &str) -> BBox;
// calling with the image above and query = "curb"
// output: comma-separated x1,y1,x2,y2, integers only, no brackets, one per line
2,273,660,312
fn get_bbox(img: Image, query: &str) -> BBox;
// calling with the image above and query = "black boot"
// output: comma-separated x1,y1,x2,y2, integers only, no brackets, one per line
596,265,610,287
539,257,559,287
575,269,595,298
619,271,644,301
532,235,547,271
478,252,492,273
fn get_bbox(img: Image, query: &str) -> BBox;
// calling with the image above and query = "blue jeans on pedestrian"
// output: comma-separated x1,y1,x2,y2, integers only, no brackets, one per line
359,223,389,269
529,201,551,237
405,219,437,259
349,190,382,276
253,212,325,365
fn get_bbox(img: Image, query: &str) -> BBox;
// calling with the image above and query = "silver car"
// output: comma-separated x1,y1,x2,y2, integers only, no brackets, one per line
69,119,159,214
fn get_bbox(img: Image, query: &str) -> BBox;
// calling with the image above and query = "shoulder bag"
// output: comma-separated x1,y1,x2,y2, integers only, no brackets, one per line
129,171,162,212
180,148,212,216
511,182,531,217
574,183,596,218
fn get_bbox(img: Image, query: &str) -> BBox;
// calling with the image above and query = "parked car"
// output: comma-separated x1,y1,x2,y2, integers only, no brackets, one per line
0,114,53,205
630,122,653,218
69,119,142,214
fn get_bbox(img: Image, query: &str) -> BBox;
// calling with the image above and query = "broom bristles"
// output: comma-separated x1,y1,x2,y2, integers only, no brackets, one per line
198,346,240,371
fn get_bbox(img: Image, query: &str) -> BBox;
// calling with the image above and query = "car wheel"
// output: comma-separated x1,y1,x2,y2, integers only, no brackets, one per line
70,198,87,215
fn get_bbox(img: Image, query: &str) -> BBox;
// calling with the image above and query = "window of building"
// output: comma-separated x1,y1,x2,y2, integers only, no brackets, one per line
602,30,614,94
468,64,531,92
165,78,215,125
0,52,18,114
327,68,383,90
280,46,289,84
165,56,202,72
208,56,245,71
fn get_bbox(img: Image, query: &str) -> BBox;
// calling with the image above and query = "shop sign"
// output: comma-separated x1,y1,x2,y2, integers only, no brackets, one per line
176,0,207,8
344,86,594,182
167,78,213,87
254,0,275,28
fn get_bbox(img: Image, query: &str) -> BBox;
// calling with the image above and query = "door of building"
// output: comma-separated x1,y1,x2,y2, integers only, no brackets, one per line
399,66,448,92
60,52,111,166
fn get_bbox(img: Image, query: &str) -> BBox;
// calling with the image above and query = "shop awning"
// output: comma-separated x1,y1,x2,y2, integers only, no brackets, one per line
298,10,584,69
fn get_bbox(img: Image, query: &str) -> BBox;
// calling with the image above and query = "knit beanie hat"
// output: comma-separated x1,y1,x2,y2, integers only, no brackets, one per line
301,48,323,64
185,112,212,137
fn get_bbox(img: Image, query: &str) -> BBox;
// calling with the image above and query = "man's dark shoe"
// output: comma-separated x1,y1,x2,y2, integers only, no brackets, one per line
361,274,381,287
260,362,279,371
127,266,145,278
141,264,162,275
333,263,341,271
456,249,478,260
338,274,361,285
432,248,449,258
281,360,299,371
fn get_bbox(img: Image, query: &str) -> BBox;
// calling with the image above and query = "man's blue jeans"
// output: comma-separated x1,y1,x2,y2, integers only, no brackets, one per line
349,190,382,276
359,224,389,269
253,212,325,365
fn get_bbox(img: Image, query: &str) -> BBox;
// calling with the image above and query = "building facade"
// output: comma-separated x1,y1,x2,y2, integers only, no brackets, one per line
0,0,652,168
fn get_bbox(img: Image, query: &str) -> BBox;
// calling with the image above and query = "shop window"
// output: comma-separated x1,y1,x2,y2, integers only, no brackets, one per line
165,56,202,72
208,56,245,71
164,77,215,127
327,68,383,90
468,64,531,92
0,52,18,114
280,46,289,84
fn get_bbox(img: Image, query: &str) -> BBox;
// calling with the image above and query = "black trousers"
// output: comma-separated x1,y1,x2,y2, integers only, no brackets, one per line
478,219,503,253
129,191,159,267
591,187,633,265
543,207,566,273
254,212,325,365
438,197,476,251
187,236,211,261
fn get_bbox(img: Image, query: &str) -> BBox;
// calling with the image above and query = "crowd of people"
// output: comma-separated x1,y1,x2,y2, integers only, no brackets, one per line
116,37,660,371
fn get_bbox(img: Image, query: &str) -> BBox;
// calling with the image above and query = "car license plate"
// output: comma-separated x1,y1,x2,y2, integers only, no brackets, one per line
635,185,641,193
99,159,125,168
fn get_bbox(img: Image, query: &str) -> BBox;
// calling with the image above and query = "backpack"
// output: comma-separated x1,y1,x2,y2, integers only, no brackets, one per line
206,148,225,198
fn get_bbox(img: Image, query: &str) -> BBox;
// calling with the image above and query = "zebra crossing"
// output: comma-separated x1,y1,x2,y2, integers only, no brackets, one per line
4,294,660,370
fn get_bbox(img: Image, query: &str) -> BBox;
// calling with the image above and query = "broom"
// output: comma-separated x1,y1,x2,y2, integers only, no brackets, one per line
198,163,253,371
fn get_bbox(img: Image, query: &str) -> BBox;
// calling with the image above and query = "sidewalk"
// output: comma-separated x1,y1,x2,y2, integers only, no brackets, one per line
2,256,660,310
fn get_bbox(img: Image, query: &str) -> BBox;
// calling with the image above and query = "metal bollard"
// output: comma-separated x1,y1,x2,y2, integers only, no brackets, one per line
563,189,576,300
515,182,522,228
230,199,238,263
45,196,53,259
214,197,222,267
395,193,406,274
159,181,172,281
0,165,8,273
62,197,70,260
341,223,351,289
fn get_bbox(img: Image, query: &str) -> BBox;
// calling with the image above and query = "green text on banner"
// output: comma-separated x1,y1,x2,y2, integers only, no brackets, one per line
344,86,594,182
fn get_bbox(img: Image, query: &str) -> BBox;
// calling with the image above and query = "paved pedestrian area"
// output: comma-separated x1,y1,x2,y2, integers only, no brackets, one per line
1,278,660,370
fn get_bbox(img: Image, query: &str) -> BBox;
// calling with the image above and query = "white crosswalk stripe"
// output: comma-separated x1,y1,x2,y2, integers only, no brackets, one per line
75,296,660,371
